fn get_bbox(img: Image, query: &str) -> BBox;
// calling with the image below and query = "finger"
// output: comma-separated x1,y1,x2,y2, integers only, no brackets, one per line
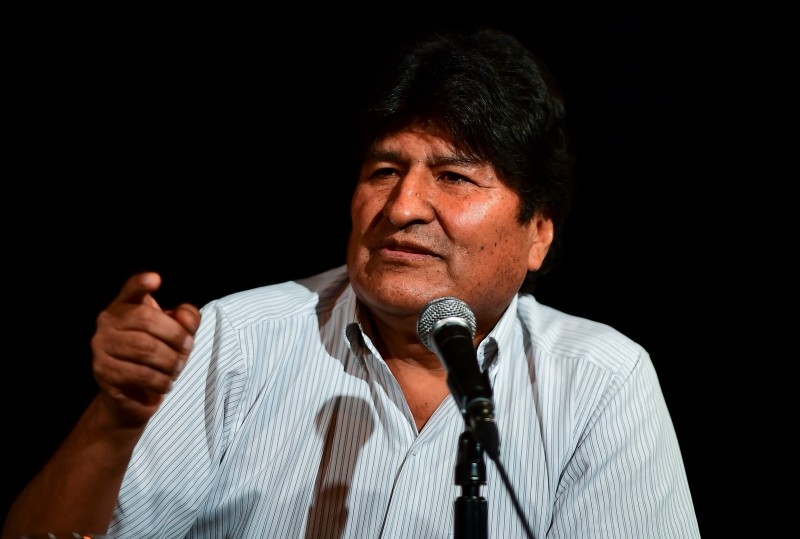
95,359,175,422
94,322,192,376
117,271,162,307
168,303,202,335
101,284,197,359
95,354,177,397
93,308,195,383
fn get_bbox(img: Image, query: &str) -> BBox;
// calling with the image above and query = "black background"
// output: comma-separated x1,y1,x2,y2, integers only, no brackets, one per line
3,2,750,536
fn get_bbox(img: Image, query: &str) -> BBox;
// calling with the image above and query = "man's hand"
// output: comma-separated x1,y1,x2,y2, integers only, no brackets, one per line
90,272,201,428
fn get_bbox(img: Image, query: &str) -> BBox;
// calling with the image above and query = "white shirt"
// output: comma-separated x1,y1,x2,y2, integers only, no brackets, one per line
110,265,699,538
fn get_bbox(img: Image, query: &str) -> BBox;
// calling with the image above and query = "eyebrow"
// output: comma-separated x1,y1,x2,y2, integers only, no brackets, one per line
365,148,482,169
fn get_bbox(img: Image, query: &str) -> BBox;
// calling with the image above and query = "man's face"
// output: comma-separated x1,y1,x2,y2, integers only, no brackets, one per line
347,126,553,329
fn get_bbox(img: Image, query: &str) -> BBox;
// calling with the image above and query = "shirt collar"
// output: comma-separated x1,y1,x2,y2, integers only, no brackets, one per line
476,293,519,373
341,286,372,355
343,287,520,374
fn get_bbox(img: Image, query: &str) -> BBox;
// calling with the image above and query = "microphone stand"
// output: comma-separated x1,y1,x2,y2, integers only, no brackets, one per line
415,299,535,538
454,430,488,539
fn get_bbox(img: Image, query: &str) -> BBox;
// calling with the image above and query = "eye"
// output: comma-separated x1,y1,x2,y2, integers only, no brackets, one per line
438,171,473,184
369,167,399,180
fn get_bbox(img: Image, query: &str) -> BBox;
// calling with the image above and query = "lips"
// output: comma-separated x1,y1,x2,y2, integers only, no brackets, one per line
376,238,440,258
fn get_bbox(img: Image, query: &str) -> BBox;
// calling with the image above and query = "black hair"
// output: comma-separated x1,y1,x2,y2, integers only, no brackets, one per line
357,28,575,292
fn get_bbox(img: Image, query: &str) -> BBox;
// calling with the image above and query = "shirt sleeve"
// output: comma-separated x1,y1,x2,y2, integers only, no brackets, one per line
548,350,700,538
109,300,248,538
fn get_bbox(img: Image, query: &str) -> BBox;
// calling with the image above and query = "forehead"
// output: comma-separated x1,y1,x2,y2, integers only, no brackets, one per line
372,125,480,164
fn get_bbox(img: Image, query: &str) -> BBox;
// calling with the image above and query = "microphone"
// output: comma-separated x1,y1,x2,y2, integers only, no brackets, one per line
417,297,500,459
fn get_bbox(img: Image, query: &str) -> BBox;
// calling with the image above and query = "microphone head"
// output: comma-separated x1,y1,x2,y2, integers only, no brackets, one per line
417,296,477,351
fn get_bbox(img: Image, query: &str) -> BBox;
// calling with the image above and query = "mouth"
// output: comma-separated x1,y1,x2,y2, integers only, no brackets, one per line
376,239,441,260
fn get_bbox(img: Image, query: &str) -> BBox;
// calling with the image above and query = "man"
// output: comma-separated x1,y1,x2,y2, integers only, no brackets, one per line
2,28,700,538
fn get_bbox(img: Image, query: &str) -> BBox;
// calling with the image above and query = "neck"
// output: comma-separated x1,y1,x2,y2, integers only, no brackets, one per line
358,302,442,371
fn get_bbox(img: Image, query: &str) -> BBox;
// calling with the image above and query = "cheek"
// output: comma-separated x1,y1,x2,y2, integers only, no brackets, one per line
347,192,368,265
450,201,515,248
456,205,530,272
477,232,531,293
350,185,376,229
448,200,491,230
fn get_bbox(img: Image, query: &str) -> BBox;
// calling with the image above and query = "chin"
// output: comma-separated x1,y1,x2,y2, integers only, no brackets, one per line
355,276,440,312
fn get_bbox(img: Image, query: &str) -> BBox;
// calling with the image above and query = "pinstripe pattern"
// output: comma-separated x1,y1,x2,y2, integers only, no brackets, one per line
108,265,699,538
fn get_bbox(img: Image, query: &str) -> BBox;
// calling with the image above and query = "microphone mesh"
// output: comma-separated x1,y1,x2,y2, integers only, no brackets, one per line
417,296,477,351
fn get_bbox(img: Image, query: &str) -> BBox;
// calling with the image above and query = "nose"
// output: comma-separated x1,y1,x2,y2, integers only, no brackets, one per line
382,171,435,227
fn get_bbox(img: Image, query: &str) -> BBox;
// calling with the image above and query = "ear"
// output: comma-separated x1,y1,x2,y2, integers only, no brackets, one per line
527,213,554,271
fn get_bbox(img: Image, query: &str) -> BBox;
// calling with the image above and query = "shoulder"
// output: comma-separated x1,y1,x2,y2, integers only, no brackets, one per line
515,293,648,376
200,265,351,330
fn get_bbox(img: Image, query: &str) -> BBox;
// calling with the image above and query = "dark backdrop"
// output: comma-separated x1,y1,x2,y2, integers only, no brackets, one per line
4,2,742,536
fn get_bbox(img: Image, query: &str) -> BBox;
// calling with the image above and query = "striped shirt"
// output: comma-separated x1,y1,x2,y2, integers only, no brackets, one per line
109,265,699,538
